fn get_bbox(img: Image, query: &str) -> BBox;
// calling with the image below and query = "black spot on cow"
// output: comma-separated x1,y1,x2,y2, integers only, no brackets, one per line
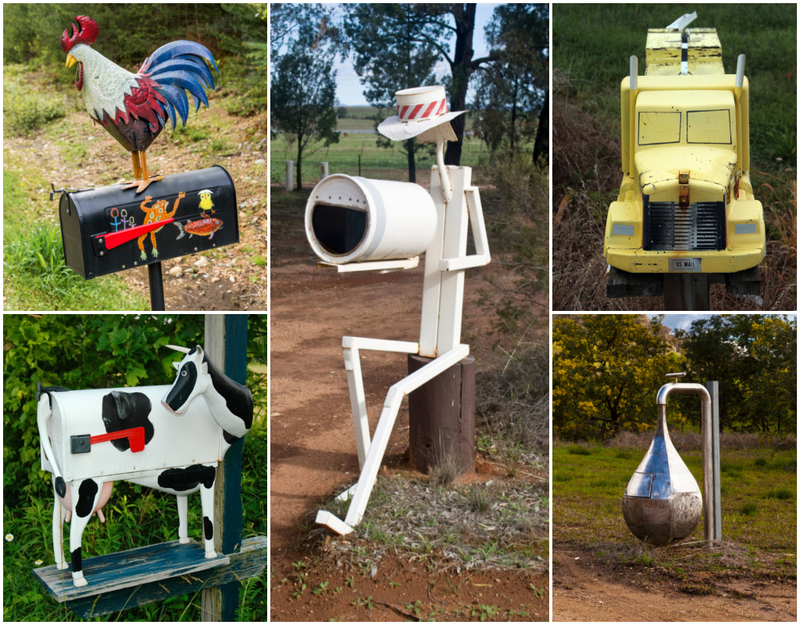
71,547,82,573
204,354,253,431
157,464,216,492
102,391,154,451
203,516,213,540
76,479,99,518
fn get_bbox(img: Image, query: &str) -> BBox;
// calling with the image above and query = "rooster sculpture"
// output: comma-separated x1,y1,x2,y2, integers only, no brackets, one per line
62,16,219,192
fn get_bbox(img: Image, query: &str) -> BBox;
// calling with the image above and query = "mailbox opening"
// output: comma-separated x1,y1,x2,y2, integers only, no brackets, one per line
309,204,368,257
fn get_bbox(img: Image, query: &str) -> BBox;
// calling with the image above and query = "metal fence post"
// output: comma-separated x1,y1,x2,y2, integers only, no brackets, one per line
285,161,294,192
706,380,722,540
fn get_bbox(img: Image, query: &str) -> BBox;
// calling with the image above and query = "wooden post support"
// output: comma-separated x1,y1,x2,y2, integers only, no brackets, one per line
663,273,710,310
201,314,249,621
407,354,476,475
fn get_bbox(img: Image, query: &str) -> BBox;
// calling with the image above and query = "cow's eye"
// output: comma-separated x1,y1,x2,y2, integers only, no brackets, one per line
181,370,187,377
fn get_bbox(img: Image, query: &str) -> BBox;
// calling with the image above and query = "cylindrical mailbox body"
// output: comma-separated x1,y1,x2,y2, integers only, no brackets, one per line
305,174,437,265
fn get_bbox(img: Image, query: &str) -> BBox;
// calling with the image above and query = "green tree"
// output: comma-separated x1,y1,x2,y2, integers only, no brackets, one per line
270,4,340,189
345,4,441,182
473,4,549,159
343,4,498,167
553,315,685,440
678,314,796,433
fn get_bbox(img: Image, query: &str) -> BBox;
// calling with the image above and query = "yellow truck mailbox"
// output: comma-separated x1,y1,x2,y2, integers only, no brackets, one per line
604,25,765,304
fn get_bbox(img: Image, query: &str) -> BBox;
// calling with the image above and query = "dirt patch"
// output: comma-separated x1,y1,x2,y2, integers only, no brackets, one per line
270,187,548,621
553,546,796,622
3,95,267,311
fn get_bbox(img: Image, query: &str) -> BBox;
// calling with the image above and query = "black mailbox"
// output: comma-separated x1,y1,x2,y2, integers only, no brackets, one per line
59,166,239,279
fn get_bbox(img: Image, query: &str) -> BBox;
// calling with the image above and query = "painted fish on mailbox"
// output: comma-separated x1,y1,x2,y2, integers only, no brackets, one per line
37,345,253,587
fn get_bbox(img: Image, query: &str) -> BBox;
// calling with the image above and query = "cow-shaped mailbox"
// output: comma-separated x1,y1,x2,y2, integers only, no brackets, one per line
37,344,253,587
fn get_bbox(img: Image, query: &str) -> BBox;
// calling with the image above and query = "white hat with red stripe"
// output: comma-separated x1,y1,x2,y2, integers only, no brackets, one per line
378,85,466,142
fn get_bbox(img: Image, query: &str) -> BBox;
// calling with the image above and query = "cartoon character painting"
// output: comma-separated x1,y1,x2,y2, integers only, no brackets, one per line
138,192,185,260
198,189,215,214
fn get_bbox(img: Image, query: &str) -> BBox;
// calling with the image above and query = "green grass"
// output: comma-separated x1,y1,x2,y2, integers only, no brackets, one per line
553,3,797,171
554,443,797,554
3,425,267,621
270,131,488,186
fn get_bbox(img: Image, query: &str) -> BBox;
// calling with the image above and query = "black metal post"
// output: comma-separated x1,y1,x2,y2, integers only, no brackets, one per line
148,262,166,311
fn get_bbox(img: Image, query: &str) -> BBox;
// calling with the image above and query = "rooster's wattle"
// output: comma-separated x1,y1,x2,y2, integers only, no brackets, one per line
62,15,219,192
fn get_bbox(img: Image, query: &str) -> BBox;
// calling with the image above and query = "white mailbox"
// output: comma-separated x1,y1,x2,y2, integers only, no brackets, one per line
305,174,437,266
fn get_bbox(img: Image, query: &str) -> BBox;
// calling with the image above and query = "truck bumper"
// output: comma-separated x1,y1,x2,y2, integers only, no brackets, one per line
603,199,766,274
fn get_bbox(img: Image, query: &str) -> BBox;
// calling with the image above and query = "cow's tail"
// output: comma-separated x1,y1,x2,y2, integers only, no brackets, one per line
37,392,67,498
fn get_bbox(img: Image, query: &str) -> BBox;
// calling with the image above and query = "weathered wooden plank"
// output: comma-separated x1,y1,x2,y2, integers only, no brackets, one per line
724,266,761,296
606,267,663,298
33,539,229,603
32,536,266,619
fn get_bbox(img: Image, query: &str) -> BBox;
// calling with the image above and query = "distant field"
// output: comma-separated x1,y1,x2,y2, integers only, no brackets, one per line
554,442,797,554
270,132,490,186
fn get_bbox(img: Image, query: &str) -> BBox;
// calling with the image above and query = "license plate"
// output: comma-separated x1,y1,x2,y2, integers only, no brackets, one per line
669,258,701,272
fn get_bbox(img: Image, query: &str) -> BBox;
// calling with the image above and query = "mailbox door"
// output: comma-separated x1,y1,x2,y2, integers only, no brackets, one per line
59,166,239,279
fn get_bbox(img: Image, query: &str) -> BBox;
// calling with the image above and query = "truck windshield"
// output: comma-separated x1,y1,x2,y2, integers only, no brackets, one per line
638,111,681,145
687,109,732,144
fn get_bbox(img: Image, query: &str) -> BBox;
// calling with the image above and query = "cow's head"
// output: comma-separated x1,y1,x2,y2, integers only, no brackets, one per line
162,345,210,414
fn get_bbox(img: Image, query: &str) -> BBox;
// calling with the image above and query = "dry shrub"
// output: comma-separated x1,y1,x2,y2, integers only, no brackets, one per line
553,70,798,311
603,431,796,453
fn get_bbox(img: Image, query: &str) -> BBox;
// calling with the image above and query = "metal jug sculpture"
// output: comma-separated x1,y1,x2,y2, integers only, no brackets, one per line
623,373,718,546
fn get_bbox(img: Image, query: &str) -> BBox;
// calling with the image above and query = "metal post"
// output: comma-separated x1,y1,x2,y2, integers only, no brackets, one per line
201,314,248,621
285,161,294,192
706,381,722,540
320,162,329,180
148,262,165,311
663,273,710,311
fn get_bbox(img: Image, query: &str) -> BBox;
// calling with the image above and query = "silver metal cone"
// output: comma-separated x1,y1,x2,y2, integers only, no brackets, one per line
622,405,702,545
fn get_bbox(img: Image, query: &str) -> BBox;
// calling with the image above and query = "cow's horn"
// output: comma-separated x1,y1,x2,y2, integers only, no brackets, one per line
167,344,191,354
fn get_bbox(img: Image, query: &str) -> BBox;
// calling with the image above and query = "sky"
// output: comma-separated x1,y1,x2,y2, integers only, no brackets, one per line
648,314,709,332
334,4,500,106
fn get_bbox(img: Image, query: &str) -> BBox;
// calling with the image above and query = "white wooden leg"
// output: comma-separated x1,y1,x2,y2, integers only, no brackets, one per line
177,495,189,544
343,341,370,468
322,346,469,532
199,483,217,558
52,494,68,570
69,480,104,587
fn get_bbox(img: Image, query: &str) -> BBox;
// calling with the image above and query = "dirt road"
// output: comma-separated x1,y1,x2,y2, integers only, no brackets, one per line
270,189,548,621
553,547,796,622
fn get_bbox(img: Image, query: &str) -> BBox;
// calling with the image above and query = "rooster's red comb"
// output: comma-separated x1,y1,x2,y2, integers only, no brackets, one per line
61,16,99,53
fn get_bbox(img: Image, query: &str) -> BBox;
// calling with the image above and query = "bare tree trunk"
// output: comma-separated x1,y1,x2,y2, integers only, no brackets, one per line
532,89,549,165
406,139,416,183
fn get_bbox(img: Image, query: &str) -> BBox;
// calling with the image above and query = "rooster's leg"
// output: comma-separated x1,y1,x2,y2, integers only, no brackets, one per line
123,150,163,194
131,152,143,181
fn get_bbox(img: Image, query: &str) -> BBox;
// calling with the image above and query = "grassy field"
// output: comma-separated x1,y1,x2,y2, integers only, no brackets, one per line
271,132,489,187
554,3,796,170
554,440,796,575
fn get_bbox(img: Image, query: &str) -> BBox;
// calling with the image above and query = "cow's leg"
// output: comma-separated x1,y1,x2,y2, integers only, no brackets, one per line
69,479,103,587
199,481,217,558
52,490,69,570
177,495,190,544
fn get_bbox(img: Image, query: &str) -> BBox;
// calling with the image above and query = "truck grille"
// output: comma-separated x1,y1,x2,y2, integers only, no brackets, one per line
643,196,726,251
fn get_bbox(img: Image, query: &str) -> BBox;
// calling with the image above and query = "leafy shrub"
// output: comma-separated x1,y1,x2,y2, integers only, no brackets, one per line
4,72,65,135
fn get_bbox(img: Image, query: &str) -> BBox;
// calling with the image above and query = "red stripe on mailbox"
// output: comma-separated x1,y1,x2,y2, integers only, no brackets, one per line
436,99,447,115
398,105,409,119
408,103,424,120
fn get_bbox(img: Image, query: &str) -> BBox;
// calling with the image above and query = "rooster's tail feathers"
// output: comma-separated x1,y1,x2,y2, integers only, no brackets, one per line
154,84,191,130
149,57,216,91
142,40,219,74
